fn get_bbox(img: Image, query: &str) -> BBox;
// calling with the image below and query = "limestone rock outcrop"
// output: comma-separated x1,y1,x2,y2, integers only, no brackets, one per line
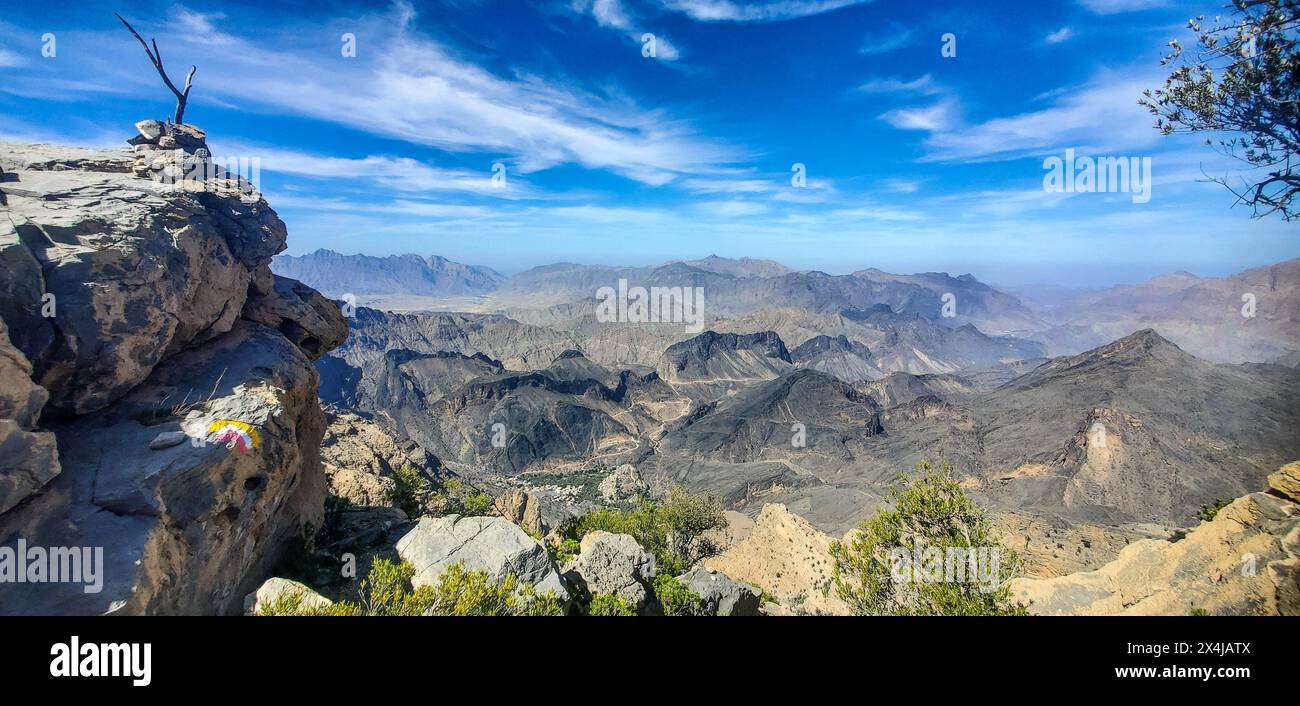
244,577,333,615
494,489,545,536
1010,462,1300,615
395,515,569,600
563,531,657,611
0,125,346,615
705,503,850,615
677,567,763,616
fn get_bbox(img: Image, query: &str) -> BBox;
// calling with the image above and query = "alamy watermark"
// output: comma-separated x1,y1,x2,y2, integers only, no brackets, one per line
889,543,1003,593
595,279,705,333
0,538,103,594
1043,148,1151,204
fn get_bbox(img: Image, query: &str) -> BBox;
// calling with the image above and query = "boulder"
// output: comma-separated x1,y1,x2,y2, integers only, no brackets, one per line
326,465,395,508
677,567,763,616
494,489,544,536
244,578,332,615
395,515,568,600
565,531,656,611
599,464,647,503
242,274,348,360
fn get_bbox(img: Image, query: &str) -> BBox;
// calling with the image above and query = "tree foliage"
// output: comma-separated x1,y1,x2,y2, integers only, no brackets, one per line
829,461,1027,616
560,486,727,575
260,558,562,616
1141,0,1300,220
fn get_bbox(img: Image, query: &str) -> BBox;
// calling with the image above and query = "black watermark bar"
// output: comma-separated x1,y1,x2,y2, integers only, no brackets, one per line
0,617,1287,693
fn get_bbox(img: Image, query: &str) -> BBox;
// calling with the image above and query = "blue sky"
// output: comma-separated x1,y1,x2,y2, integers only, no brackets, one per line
1,0,1296,286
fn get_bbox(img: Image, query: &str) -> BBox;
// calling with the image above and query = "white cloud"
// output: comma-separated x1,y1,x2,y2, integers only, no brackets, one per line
94,4,733,183
1045,27,1074,44
881,100,957,132
0,47,27,68
880,178,920,194
906,71,1160,162
659,0,873,22
573,0,684,61
222,143,540,198
1078,0,1170,14
858,23,912,55
854,74,941,95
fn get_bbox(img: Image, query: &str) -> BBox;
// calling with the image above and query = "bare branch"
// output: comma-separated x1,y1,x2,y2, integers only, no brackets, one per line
115,12,196,125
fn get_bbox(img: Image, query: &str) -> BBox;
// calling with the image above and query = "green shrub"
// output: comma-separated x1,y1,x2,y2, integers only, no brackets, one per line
428,477,493,517
588,593,637,616
652,573,703,616
1198,498,1232,523
830,460,1028,616
561,486,726,575
259,558,562,616
388,464,429,518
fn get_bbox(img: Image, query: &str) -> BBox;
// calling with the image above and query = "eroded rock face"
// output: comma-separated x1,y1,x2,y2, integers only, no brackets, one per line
0,130,346,615
319,413,426,508
0,140,291,415
599,464,647,503
1010,462,1300,616
704,504,850,615
0,318,59,514
494,489,544,536
395,515,569,600
564,531,656,611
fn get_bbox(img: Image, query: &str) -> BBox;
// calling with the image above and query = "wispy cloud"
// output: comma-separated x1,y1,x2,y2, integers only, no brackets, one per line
52,3,738,184
1078,0,1170,15
898,71,1159,162
659,0,873,22
854,74,941,96
572,0,683,60
1045,27,1073,44
858,22,912,55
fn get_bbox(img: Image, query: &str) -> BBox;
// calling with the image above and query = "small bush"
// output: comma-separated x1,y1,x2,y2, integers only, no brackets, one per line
653,573,703,616
830,460,1028,616
588,593,637,616
428,477,493,517
1198,498,1232,523
560,486,726,575
388,465,429,518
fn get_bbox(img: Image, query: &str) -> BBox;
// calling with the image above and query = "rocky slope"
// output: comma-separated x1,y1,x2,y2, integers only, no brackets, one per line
1011,462,1300,615
0,124,345,615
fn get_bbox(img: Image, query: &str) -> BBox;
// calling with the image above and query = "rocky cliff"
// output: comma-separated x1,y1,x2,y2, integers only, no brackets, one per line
1011,462,1300,615
0,121,346,615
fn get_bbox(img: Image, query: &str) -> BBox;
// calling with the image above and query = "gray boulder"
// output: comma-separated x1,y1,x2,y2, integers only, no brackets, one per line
244,577,333,615
677,567,763,616
565,531,656,611
395,515,569,600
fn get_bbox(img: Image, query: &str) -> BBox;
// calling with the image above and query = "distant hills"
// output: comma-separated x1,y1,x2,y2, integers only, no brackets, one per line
272,249,504,297
276,251,1300,367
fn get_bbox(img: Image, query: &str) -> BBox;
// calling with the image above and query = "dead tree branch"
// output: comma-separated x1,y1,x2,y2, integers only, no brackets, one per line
115,12,196,125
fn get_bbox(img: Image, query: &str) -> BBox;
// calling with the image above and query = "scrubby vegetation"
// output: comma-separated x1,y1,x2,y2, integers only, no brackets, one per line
830,461,1028,616
652,574,703,616
560,486,727,575
429,476,493,517
387,464,428,518
587,593,637,616
1198,497,1232,523
260,558,562,616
